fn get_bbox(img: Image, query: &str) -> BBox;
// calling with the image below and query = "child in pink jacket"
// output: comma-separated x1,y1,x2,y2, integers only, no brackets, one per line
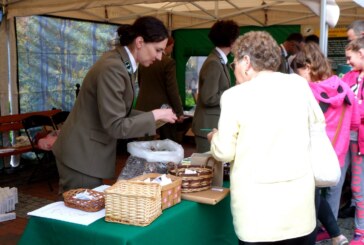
292,42,360,245
342,37,364,245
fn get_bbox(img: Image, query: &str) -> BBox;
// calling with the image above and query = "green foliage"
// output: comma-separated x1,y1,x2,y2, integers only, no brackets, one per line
16,16,117,112
15,17,300,114
185,91,195,109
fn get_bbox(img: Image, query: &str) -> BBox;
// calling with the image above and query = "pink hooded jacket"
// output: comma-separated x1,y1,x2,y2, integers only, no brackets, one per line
342,70,364,155
309,75,360,166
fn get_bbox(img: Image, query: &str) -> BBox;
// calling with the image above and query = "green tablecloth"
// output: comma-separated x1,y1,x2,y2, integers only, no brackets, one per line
19,193,238,245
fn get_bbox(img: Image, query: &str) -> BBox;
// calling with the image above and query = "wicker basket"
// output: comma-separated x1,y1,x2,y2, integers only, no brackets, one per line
131,173,182,210
168,157,216,193
63,188,105,212
104,180,162,226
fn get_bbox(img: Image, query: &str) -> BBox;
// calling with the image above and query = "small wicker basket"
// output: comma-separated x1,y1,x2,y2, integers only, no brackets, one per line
63,188,105,212
168,157,216,193
131,173,182,210
104,180,162,226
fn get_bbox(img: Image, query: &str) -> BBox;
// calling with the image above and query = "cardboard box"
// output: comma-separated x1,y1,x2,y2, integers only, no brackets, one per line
190,152,223,187
181,187,229,205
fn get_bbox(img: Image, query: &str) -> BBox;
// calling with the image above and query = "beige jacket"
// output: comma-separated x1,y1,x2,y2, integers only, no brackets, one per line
211,72,317,242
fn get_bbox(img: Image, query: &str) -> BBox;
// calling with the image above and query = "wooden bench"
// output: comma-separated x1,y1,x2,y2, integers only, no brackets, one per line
0,109,61,158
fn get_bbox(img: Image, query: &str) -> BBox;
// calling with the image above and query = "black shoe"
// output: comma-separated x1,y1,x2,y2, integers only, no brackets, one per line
338,205,355,218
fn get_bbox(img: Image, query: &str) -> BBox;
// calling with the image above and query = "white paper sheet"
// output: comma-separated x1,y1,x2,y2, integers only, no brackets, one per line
27,201,105,226
27,185,110,226
92,185,110,192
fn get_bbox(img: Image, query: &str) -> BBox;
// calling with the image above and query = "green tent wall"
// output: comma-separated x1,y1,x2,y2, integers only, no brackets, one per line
173,25,300,109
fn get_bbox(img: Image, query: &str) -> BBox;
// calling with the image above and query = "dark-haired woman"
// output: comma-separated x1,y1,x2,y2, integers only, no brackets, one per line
191,20,239,153
53,16,177,193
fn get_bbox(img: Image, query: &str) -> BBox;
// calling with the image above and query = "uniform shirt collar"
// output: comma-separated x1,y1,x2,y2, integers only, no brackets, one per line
215,47,228,64
124,46,138,73
280,44,288,58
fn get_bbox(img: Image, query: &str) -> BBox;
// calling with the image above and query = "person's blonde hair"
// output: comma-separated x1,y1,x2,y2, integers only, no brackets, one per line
232,31,281,71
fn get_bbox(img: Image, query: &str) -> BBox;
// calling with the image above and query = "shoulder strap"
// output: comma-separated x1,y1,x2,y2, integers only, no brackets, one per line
331,105,346,147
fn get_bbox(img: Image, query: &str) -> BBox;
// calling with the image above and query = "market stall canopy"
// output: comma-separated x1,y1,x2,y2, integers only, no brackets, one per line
0,0,363,117
298,0,339,27
1,0,363,30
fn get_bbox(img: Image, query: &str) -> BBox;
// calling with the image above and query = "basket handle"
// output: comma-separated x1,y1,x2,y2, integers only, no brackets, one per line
167,162,181,176
205,156,218,175
167,162,175,171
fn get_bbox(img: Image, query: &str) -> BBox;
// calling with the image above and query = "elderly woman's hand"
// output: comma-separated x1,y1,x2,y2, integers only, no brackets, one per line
152,109,177,123
207,128,218,142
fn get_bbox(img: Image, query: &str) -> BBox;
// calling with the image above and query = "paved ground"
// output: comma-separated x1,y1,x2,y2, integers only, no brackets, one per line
317,217,355,244
16,193,53,218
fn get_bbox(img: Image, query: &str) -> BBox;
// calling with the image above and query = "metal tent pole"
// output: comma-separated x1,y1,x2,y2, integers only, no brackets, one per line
319,0,329,57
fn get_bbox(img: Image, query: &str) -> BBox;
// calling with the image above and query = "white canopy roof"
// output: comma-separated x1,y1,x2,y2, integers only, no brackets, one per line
1,0,363,29
0,0,363,116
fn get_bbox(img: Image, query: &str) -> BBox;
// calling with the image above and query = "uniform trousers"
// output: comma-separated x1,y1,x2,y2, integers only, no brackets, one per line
56,157,103,194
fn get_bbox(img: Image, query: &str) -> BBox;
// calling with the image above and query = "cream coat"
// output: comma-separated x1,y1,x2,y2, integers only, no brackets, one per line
211,72,318,242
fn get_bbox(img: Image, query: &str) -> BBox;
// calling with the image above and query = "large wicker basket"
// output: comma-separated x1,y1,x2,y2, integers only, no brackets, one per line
168,157,216,193
104,180,162,226
131,173,182,210
63,188,105,212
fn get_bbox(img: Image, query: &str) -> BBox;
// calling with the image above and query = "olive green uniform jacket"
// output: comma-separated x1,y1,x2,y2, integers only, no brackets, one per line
136,54,184,117
192,49,231,139
53,46,156,179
